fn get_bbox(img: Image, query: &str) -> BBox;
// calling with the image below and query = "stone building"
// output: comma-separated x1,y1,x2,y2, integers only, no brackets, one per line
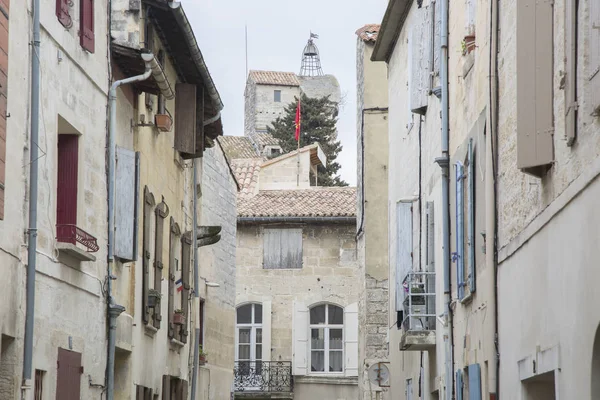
219,136,360,400
110,1,237,399
0,0,111,397
355,24,390,400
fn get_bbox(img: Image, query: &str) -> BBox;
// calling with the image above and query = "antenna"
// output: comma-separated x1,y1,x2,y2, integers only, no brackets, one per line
245,24,248,78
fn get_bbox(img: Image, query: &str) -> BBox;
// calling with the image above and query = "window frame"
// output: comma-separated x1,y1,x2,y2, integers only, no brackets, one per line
274,90,282,103
309,304,344,374
235,303,263,363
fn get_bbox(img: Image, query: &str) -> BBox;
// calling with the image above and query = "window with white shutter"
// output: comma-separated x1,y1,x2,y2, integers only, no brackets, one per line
410,6,431,114
115,148,139,261
343,303,358,377
292,301,309,376
263,228,303,269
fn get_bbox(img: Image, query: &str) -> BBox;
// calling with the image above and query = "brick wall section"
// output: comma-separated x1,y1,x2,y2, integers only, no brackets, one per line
0,0,8,220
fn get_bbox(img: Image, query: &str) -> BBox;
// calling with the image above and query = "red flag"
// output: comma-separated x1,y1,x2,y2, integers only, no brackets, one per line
294,98,301,141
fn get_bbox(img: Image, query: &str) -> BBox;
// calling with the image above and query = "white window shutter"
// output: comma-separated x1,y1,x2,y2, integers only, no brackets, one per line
410,6,431,115
344,302,359,377
115,147,137,261
396,202,413,311
262,300,272,362
590,0,600,113
292,301,308,375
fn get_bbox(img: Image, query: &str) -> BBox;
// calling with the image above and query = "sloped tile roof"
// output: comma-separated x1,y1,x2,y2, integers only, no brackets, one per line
356,24,381,42
255,132,280,147
238,187,357,218
249,70,301,87
230,158,263,196
218,136,259,159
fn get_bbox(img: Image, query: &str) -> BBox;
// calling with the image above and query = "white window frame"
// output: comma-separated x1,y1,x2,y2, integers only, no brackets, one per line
309,304,344,374
235,303,263,363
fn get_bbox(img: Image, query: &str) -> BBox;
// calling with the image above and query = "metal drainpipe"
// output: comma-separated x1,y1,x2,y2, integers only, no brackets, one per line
434,0,454,398
106,53,154,400
22,0,40,396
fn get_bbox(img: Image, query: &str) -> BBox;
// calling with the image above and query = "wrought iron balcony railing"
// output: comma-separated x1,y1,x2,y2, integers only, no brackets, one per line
56,224,100,253
234,361,293,393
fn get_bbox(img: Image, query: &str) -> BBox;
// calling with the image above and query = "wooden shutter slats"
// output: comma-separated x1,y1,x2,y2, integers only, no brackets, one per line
56,349,82,400
174,83,197,155
168,218,180,339
80,0,94,53
565,0,578,145
142,186,155,325
153,200,169,329
115,147,137,261
56,0,72,28
180,232,192,343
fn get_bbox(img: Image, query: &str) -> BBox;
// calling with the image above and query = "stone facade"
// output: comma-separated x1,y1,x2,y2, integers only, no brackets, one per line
355,28,391,400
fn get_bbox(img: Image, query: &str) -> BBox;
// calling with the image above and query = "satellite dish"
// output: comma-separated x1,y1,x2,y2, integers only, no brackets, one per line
367,362,390,387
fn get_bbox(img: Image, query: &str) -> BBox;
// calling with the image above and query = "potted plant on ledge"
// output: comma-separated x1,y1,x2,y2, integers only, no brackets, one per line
199,345,208,366
173,309,186,326
147,289,161,308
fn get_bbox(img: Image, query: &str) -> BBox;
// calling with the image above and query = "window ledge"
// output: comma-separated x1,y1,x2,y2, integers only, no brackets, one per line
294,375,358,385
144,324,158,337
460,292,474,305
169,338,185,348
56,243,96,262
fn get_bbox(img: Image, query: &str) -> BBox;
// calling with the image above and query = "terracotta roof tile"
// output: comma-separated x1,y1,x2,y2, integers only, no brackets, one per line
356,24,381,42
218,136,259,160
249,70,301,87
255,132,281,147
238,187,357,218
230,158,263,196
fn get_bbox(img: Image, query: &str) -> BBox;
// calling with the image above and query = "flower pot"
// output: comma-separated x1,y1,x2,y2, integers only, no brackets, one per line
464,35,476,54
147,292,161,308
155,114,172,132
173,312,186,326
199,355,207,366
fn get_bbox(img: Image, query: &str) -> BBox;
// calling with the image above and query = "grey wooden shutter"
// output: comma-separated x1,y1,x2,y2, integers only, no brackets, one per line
467,139,476,294
263,229,281,269
564,0,578,145
168,218,180,339
590,0,600,114
153,200,169,329
180,231,192,343
425,202,435,329
135,385,144,400
174,83,197,155
263,228,302,269
432,0,441,82
455,162,465,300
396,202,413,312
142,187,155,325
410,6,431,114
456,370,463,400
162,375,170,399
516,0,554,177
115,147,137,261
468,364,482,400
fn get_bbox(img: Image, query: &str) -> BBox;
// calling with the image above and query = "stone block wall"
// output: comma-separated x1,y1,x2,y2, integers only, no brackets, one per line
259,152,312,190
299,75,341,104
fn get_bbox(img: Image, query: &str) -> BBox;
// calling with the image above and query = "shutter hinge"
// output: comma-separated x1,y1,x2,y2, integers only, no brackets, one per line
79,366,84,374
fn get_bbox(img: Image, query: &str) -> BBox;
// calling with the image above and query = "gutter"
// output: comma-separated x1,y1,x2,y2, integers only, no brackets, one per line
238,216,356,224
168,2,223,112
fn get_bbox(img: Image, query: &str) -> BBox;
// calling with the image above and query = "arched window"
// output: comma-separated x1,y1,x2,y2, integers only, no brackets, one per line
309,304,343,373
235,303,263,364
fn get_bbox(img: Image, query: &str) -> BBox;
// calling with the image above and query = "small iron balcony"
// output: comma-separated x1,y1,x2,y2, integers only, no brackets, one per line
400,271,436,351
56,224,99,253
234,361,293,398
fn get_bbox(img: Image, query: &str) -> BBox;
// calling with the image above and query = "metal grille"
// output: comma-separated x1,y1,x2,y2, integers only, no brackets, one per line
34,370,44,400
299,34,323,76
56,224,99,252
234,361,293,393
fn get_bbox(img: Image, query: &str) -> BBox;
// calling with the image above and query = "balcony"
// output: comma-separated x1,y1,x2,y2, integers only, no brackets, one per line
234,361,293,399
56,224,99,261
400,271,436,351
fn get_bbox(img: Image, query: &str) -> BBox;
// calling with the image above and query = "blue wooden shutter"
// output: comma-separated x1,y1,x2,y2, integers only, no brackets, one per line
468,364,482,400
467,139,476,294
455,162,465,299
396,202,413,312
456,369,463,400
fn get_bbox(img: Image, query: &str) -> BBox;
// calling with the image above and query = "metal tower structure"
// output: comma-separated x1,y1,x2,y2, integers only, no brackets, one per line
299,32,324,76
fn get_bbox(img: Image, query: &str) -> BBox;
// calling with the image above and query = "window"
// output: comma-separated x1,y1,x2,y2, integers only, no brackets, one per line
274,90,281,102
565,0,579,145
406,378,413,400
395,202,413,319
80,0,95,52
56,134,79,244
263,228,303,269
152,199,168,329
309,304,343,373
136,385,153,400
55,0,72,28
178,232,192,342
142,186,156,326
457,364,482,400
34,370,44,400
236,303,263,365
199,299,205,348
588,0,600,115
465,0,476,35
56,348,82,399
115,148,140,261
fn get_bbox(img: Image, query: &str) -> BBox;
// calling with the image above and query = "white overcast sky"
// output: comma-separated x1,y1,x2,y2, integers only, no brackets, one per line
184,0,388,186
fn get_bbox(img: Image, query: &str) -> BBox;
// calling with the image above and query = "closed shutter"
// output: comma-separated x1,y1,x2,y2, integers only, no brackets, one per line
115,147,137,261
396,202,413,311
455,161,465,300
56,348,82,400
262,300,272,361
343,302,358,377
168,218,180,339
410,6,431,114
142,186,155,325
467,139,476,294
80,0,94,52
56,135,79,227
181,380,188,400
516,0,554,176
56,0,72,28
468,364,482,400
433,0,441,81
425,202,436,329
564,0,578,145
590,0,600,114
292,301,308,376
263,228,302,269
174,84,197,155
180,231,192,343
162,375,170,400
153,200,169,329
456,369,463,400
